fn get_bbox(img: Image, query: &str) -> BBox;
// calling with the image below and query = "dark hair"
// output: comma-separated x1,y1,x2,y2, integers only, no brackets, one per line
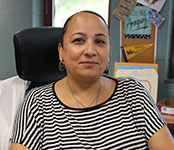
60,10,108,47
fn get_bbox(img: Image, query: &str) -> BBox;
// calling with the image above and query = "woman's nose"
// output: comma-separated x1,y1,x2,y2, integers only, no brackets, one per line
84,41,97,57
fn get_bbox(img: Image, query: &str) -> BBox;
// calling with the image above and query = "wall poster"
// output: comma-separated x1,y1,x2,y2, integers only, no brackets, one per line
124,5,152,39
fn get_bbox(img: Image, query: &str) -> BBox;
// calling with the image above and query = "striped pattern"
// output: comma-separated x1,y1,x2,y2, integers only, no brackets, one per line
12,77,166,150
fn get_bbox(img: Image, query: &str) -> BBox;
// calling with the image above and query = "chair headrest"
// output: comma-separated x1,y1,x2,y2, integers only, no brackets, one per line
13,27,66,84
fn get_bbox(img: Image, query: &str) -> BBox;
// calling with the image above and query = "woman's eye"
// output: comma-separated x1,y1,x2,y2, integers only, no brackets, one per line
72,38,85,44
95,40,106,45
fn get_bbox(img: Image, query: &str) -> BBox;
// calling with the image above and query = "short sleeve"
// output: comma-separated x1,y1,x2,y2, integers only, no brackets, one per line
136,80,167,140
11,90,42,150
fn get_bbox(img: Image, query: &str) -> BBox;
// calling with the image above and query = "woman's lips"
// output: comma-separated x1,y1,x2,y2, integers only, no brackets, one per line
80,61,99,67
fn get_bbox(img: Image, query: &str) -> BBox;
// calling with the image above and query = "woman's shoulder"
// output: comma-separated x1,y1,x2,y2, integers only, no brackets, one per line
24,82,55,104
103,75,142,87
27,82,54,95
116,76,142,85
112,76,155,105
103,75,146,99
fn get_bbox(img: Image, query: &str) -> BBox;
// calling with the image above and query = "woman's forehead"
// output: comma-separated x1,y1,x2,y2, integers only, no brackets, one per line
65,12,108,35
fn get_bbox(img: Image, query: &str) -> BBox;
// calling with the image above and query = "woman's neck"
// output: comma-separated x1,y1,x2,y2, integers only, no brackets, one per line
65,76,103,108
66,75,102,91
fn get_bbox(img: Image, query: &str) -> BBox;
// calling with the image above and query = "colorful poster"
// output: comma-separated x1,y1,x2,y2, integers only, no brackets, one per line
137,0,166,12
124,5,152,39
112,0,137,22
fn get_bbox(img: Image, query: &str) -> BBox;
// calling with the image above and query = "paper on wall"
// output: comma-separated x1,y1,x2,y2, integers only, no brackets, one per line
124,5,152,39
137,0,166,12
112,0,137,22
115,66,158,103
147,10,165,27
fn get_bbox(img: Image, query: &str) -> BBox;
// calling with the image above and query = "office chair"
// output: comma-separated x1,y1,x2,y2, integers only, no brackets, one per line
13,27,66,89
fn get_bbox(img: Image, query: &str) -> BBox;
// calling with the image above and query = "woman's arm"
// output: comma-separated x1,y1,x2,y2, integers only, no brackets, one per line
10,143,29,150
148,125,174,150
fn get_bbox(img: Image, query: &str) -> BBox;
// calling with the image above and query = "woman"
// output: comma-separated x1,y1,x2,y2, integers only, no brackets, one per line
11,11,174,150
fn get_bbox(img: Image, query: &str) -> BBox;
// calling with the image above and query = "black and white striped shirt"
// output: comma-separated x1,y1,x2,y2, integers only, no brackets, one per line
12,77,166,150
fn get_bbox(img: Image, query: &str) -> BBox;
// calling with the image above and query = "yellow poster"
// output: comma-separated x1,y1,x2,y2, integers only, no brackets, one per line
121,43,154,61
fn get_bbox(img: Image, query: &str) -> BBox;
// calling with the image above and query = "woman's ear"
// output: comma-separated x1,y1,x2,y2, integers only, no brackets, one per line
58,42,63,61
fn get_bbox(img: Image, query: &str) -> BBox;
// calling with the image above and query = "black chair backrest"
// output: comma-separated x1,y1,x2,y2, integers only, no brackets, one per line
13,27,66,88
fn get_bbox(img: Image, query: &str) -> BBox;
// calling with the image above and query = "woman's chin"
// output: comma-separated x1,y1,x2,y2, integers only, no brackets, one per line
77,70,103,80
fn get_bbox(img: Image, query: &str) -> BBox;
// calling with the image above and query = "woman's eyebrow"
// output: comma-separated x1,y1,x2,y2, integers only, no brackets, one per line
95,33,107,38
71,32,86,37
71,32,107,38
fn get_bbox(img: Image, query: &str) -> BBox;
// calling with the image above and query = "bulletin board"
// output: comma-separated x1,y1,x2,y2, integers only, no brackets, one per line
120,4,156,63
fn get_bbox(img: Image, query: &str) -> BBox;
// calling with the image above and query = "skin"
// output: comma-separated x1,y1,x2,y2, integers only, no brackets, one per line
10,143,29,150
148,125,174,149
59,12,110,84
10,12,174,150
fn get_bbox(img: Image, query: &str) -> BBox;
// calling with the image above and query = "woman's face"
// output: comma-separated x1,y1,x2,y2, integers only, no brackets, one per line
59,12,110,81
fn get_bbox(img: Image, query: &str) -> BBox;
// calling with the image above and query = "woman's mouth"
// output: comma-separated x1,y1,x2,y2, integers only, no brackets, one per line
80,61,99,67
